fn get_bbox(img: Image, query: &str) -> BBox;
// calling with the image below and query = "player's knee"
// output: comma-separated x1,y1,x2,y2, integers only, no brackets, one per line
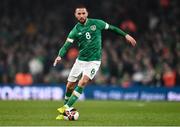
82,79,89,85
67,84,75,92
79,78,90,87
67,86,74,91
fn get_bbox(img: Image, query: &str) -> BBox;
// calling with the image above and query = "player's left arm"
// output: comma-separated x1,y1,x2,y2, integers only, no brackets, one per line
108,24,136,47
96,19,136,46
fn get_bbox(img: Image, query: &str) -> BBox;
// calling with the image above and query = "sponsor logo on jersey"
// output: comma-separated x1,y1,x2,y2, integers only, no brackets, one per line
90,25,96,31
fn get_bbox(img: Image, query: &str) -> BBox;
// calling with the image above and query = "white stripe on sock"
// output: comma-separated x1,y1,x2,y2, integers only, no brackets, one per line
65,96,69,100
64,104,69,108
73,91,81,98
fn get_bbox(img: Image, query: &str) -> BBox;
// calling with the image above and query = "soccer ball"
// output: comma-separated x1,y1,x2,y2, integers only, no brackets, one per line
63,107,79,121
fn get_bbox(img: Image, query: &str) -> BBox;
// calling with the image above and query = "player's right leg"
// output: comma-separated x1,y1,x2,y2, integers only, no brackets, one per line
64,82,76,105
57,59,82,115
57,82,76,114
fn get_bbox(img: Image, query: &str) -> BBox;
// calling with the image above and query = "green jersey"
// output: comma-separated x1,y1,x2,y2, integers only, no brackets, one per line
58,18,127,61
67,18,109,61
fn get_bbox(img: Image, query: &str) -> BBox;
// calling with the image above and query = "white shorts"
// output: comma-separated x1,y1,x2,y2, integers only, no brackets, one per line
67,59,101,82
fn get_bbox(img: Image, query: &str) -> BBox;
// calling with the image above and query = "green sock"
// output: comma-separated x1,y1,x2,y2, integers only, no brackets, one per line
64,92,72,105
66,86,83,107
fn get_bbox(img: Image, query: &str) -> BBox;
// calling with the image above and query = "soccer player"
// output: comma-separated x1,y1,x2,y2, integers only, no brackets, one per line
54,5,136,120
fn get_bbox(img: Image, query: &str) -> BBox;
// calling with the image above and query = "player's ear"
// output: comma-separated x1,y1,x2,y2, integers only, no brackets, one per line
74,11,77,18
74,9,77,16
85,9,88,17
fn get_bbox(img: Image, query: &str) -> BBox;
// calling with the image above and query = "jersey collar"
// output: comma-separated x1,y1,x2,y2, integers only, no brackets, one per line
84,18,88,25
79,18,89,26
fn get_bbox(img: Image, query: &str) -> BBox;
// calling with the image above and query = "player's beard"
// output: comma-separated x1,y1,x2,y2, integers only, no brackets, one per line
79,18,86,24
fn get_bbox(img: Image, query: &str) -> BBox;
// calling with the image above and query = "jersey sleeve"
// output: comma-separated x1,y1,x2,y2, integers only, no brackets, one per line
108,25,127,37
96,19,109,30
96,19,127,37
66,26,77,43
58,26,77,57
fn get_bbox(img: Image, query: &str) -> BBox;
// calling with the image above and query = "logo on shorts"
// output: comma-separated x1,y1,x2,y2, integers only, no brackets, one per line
91,68,95,76
90,25,96,31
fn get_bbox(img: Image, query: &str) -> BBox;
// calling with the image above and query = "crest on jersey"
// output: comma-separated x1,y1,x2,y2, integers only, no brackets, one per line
90,25,96,31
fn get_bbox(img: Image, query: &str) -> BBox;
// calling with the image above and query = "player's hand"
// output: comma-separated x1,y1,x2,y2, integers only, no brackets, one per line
53,56,62,67
125,34,136,47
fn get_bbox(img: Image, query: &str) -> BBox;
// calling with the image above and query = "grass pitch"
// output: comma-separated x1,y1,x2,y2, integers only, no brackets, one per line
0,100,180,126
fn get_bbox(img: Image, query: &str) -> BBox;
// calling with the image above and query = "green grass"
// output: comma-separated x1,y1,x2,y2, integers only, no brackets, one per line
0,100,180,126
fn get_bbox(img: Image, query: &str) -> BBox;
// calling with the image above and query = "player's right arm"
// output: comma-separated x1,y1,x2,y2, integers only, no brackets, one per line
53,27,77,67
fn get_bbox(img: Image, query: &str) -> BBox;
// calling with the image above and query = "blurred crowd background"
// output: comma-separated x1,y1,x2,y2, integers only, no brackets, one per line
0,0,179,87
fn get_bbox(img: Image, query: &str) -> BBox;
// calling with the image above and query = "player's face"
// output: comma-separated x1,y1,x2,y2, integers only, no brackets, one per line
75,8,88,24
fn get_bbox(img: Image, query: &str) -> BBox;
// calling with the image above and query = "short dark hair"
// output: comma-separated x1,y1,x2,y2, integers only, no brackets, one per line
75,4,88,11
